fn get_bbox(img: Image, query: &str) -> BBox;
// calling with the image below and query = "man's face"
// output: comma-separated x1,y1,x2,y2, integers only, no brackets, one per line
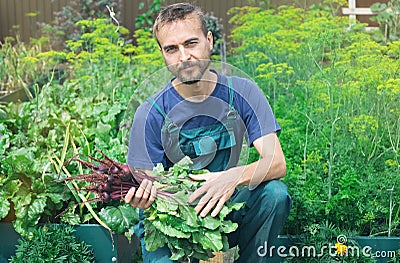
156,15,213,84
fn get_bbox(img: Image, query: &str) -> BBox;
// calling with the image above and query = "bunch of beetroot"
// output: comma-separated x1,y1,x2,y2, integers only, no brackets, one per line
62,148,166,203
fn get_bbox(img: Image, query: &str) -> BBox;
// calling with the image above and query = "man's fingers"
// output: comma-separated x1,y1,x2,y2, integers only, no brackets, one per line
193,192,209,214
134,179,152,207
124,179,156,209
211,195,229,217
144,185,157,209
196,189,234,217
199,196,218,218
188,188,203,204
194,192,217,217
137,179,152,200
124,187,136,204
189,173,207,181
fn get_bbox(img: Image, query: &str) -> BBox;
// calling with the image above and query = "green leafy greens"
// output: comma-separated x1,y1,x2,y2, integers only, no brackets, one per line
143,157,244,261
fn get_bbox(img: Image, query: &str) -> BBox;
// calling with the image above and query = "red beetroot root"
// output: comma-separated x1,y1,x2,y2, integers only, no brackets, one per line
61,148,158,203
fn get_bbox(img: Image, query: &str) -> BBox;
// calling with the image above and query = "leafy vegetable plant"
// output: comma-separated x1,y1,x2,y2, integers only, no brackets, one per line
62,149,244,262
10,224,95,263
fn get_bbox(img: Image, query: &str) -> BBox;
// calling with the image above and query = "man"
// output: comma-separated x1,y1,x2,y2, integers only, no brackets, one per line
125,3,292,262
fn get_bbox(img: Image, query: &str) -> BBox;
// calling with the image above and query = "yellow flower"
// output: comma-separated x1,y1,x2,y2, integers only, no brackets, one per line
335,243,347,256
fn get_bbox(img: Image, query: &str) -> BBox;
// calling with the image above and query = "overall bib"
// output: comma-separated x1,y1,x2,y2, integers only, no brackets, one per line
135,78,292,263
152,77,239,172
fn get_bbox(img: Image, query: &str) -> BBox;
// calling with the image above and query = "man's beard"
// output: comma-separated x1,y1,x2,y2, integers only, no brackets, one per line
169,59,211,84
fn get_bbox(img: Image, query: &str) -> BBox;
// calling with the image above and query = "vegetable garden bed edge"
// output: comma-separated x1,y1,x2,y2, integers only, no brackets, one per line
1,223,398,263
0,222,140,263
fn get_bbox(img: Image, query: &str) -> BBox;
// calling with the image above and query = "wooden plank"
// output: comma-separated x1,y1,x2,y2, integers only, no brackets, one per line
51,0,66,22
41,0,50,23
342,7,374,15
342,0,392,27
199,252,225,263
14,0,24,39
29,0,40,39
8,0,17,38
36,0,44,24
22,0,33,41
342,0,390,27
121,0,135,36
0,0,9,40
357,0,388,8
348,0,356,20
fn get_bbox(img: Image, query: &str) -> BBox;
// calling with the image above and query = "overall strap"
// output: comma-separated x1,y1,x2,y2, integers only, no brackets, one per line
227,76,234,108
226,76,237,120
147,97,167,118
146,97,178,133
147,96,183,165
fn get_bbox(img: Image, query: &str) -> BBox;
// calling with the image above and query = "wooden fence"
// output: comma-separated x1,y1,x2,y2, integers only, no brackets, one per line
0,0,385,44
0,0,324,43
342,0,388,27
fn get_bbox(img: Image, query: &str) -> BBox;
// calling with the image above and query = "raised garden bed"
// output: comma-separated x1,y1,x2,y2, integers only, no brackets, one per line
0,222,140,263
0,89,29,104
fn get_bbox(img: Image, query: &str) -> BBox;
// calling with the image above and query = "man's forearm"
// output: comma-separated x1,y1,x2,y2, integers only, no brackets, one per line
231,153,286,189
232,133,287,189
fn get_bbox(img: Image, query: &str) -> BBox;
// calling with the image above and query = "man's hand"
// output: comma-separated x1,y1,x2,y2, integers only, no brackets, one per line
124,179,157,209
188,171,241,218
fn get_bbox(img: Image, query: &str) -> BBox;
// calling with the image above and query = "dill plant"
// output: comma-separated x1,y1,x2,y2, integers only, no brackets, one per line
228,3,400,237
10,225,95,263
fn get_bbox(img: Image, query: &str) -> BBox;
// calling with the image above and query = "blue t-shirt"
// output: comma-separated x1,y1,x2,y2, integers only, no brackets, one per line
127,72,280,170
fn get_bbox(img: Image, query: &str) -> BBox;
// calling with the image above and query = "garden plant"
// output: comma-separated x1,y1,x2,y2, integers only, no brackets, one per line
9,224,95,263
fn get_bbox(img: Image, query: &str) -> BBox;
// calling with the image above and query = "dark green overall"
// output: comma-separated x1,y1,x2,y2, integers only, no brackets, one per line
136,78,292,263
150,77,238,172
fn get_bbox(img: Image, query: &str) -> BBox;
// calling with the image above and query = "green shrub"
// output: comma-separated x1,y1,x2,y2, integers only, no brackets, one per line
0,17,163,237
40,0,122,49
0,36,56,94
10,224,95,263
228,4,400,236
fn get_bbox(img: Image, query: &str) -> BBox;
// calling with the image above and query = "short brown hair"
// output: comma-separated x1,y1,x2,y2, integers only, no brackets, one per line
152,3,208,42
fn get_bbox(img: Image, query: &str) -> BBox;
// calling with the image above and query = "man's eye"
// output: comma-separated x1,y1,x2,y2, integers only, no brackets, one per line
165,47,177,54
186,41,198,47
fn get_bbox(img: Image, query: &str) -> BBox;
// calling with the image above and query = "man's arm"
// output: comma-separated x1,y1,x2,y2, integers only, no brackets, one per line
188,132,286,217
235,132,286,188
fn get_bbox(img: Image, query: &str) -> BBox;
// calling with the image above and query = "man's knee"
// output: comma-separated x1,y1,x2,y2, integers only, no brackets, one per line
260,180,292,213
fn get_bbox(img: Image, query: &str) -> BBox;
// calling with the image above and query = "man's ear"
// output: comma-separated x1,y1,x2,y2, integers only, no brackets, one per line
207,31,213,51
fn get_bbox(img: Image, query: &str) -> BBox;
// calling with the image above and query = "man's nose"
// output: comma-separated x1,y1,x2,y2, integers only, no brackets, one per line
178,46,191,61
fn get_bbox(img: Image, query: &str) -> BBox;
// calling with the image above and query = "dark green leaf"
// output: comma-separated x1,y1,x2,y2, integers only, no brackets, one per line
61,212,81,225
179,205,199,228
220,221,238,233
201,216,221,230
169,248,185,261
152,220,190,238
0,195,10,219
27,196,47,221
99,204,139,234
192,230,223,251
156,196,178,213
102,103,123,124
4,147,36,174
144,223,167,252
